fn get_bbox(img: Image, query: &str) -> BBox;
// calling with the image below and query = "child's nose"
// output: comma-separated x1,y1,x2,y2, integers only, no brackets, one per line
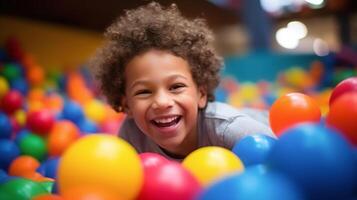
152,91,174,109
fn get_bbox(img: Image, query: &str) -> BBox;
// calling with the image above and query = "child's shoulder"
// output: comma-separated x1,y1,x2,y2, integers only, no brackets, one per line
205,101,246,120
205,101,270,125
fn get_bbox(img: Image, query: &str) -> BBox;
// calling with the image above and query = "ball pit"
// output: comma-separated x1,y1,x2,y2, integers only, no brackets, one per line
0,38,356,200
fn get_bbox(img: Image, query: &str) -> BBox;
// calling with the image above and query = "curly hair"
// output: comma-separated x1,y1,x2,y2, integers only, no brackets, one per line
90,1,222,112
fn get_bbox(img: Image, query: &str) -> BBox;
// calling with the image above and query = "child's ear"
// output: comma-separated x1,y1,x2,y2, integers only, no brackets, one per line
121,96,133,117
198,86,208,109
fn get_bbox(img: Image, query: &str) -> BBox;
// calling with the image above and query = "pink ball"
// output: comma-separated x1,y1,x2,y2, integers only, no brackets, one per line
330,77,357,105
26,109,55,135
139,152,169,169
1,90,23,114
100,119,122,135
137,161,202,200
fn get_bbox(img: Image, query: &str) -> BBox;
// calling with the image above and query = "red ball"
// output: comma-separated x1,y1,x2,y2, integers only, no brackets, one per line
1,90,23,114
269,93,321,136
330,77,357,106
326,92,357,145
139,152,169,169
26,109,55,135
137,161,202,200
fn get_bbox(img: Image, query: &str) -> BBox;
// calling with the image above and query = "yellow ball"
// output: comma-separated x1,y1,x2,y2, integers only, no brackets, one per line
182,146,244,186
14,109,26,126
58,134,143,199
0,77,9,98
83,99,106,123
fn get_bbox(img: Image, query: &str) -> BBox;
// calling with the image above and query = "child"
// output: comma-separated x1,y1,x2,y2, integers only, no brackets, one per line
90,2,274,160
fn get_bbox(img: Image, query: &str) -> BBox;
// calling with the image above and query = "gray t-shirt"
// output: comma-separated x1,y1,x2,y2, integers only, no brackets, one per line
119,101,275,161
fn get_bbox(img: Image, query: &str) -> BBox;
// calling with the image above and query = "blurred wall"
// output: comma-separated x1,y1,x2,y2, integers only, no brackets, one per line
0,15,103,69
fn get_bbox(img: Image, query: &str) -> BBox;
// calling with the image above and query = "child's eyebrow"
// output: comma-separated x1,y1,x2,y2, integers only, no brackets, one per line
129,75,188,89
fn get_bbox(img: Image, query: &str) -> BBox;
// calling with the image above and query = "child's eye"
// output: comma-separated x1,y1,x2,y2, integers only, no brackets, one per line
170,83,186,91
134,89,151,96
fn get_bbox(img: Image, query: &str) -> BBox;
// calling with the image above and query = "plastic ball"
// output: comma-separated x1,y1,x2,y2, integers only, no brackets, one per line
10,77,28,95
326,92,357,145
0,76,9,98
0,139,20,170
139,152,169,169
47,120,80,156
19,133,47,161
100,118,122,135
1,90,24,114
0,169,8,183
37,157,60,179
198,167,303,200
58,134,143,200
182,146,244,186
77,118,98,134
266,123,357,200
269,92,321,136
13,109,26,127
61,100,84,124
32,194,64,200
27,65,45,86
83,99,106,123
232,134,276,166
329,77,357,105
0,112,12,139
8,155,40,176
0,178,49,199
1,63,22,81
26,109,55,135
61,185,120,200
138,161,202,200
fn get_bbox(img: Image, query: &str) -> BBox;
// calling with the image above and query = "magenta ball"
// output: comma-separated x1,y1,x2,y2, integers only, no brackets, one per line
330,77,357,105
26,109,55,135
1,90,23,114
137,161,202,200
139,152,169,169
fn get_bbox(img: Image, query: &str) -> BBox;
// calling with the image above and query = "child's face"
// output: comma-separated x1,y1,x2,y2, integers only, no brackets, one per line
122,50,207,155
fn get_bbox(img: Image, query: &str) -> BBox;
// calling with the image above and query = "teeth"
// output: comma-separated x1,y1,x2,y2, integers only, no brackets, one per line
154,116,178,124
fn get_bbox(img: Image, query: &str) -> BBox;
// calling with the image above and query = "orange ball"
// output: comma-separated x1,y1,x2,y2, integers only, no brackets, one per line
269,93,321,136
8,155,40,176
27,65,45,86
33,194,64,200
47,120,80,156
326,92,357,145
61,185,122,200
21,171,53,182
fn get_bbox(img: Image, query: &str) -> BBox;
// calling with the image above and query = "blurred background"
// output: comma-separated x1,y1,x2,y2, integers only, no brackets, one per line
0,0,356,111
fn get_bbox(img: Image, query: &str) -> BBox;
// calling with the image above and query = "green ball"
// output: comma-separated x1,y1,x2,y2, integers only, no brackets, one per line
1,64,22,81
19,133,47,161
0,178,49,200
38,181,54,193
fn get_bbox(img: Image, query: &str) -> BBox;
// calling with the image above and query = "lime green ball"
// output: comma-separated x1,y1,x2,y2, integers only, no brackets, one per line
38,181,54,193
19,133,47,161
0,178,49,200
1,63,22,81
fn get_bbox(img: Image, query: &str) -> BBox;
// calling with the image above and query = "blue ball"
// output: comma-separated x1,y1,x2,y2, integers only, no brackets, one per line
0,139,20,170
61,100,84,124
10,78,28,95
37,157,60,179
266,123,357,200
198,167,303,200
0,112,12,139
232,134,276,166
14,129,30,145
0,169,8,183
215,87,228,102
78,118,98,134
